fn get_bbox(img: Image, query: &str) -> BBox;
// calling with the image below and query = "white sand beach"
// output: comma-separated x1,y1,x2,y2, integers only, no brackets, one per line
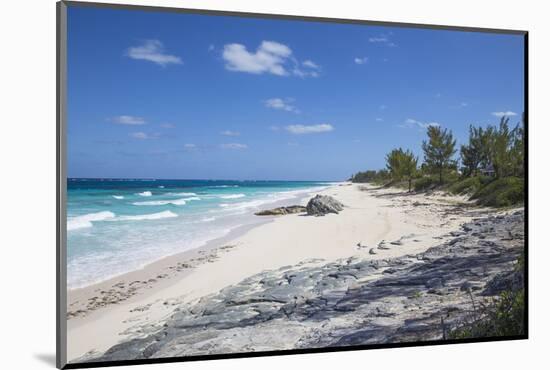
67,183,480,362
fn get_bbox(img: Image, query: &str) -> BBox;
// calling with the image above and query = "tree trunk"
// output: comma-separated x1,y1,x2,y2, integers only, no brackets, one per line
408,178,412,192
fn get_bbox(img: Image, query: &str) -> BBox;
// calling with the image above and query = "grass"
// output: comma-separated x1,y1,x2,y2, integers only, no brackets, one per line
470,177,524,207
449,254,525,339
446,176,492,195
449,289,525,339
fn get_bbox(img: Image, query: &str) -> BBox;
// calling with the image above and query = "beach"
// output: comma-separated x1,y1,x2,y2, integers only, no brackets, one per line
66,182,497,362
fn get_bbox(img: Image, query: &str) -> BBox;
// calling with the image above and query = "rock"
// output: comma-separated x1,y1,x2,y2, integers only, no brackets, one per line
255,205,307,216
306,195,344,216
86,211,524,363
369,248,377,255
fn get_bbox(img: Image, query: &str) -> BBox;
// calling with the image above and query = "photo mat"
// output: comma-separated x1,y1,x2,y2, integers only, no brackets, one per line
57,1,528,368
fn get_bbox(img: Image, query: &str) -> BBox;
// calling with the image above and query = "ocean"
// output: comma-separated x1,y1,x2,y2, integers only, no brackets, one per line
67,179,333,289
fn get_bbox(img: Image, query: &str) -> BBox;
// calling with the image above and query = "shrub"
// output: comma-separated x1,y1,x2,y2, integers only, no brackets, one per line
447,176,492,195
471,177,524,207
449,288,525,339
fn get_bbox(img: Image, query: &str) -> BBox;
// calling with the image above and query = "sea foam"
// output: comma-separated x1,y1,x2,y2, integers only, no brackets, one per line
132,197,200,206
112,195,124,200
219,193,246,199
67,211,116,231
115,210,178,221
137,191,152,197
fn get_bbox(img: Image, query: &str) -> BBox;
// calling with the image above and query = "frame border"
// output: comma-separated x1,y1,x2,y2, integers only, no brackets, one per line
56,1,528,369
57,1,68,369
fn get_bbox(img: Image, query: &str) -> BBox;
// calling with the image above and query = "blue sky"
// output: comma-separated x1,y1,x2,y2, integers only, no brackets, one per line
67,5,525,181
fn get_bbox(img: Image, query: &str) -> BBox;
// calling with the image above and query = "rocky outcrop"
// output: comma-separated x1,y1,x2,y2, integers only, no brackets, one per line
306,195,344,216
255,206,307,216
88,210,524,363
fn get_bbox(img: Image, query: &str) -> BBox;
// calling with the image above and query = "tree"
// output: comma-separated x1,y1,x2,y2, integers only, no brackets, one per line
460,125,484,177
489,117,514,178
400,149,418,192
422,126,457,184
385,148,418,192
510,115,525,177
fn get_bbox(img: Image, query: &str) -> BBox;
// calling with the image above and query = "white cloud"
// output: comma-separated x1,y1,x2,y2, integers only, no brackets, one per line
222,41,290,75
130,132,149,140
111,115,146,125
369,34,397,47
402,118,440,129
126,40,182,67
222,40,318,78
264,98,299,113
221,143,248,150
285,124,334,135
369,36,389,43
220,130,240,137
492,111,517,117
302,60,319,69
354,57,368,65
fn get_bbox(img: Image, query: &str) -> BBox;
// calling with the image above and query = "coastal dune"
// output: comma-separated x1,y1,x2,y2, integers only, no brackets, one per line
68,183,487,362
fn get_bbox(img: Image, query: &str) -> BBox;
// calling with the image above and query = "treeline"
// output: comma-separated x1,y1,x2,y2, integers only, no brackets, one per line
350,116,525,207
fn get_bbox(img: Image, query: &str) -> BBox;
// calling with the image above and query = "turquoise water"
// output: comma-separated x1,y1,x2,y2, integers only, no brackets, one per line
67,179,332,288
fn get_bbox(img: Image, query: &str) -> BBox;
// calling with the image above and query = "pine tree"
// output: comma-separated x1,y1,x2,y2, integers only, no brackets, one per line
385,148,418,192
422,126,457,184
460,125,484,177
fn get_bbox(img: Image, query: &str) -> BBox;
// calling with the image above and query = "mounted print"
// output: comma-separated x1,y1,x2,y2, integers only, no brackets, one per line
57,1,528,368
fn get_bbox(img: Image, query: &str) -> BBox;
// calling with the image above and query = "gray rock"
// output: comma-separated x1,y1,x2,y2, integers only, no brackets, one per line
306,195,344,216
85,210,524,363
255,205,307,216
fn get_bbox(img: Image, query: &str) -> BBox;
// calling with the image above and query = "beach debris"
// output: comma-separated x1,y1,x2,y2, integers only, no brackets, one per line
377,240,390,250
255,205,307,216
369,248,377,255
306,195,344,216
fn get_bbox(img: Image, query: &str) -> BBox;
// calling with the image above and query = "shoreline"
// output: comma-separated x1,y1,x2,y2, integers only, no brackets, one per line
67,183,489,362
67,184,330,318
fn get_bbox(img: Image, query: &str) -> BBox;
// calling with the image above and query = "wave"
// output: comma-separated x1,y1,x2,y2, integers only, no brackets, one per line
210,185,239,188
219,193,246,199
132,197,200,206
112,195,124,200
67,211,116,231
114,211,178,221
166,192,197,196
137,191,152,197
158,186,165,188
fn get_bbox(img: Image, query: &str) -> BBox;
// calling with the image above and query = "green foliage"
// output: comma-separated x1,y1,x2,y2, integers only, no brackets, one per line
385,148,418,192
460,125,485,176
471,177,524,207
446,176,492,195
422,126,457,184
350,169,390,184
413,176,439,192
449,289,525,339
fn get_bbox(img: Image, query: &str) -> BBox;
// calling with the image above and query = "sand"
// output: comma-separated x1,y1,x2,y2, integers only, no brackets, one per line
66,183,478,362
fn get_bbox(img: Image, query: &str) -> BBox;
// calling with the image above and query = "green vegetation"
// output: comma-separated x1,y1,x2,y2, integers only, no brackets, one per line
450,255,525,339
471,177,524,207
422,126,457,185
386,148,418,192
350,115,525,208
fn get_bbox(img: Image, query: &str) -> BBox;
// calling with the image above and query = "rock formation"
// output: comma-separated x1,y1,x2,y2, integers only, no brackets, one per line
306,195,344,216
